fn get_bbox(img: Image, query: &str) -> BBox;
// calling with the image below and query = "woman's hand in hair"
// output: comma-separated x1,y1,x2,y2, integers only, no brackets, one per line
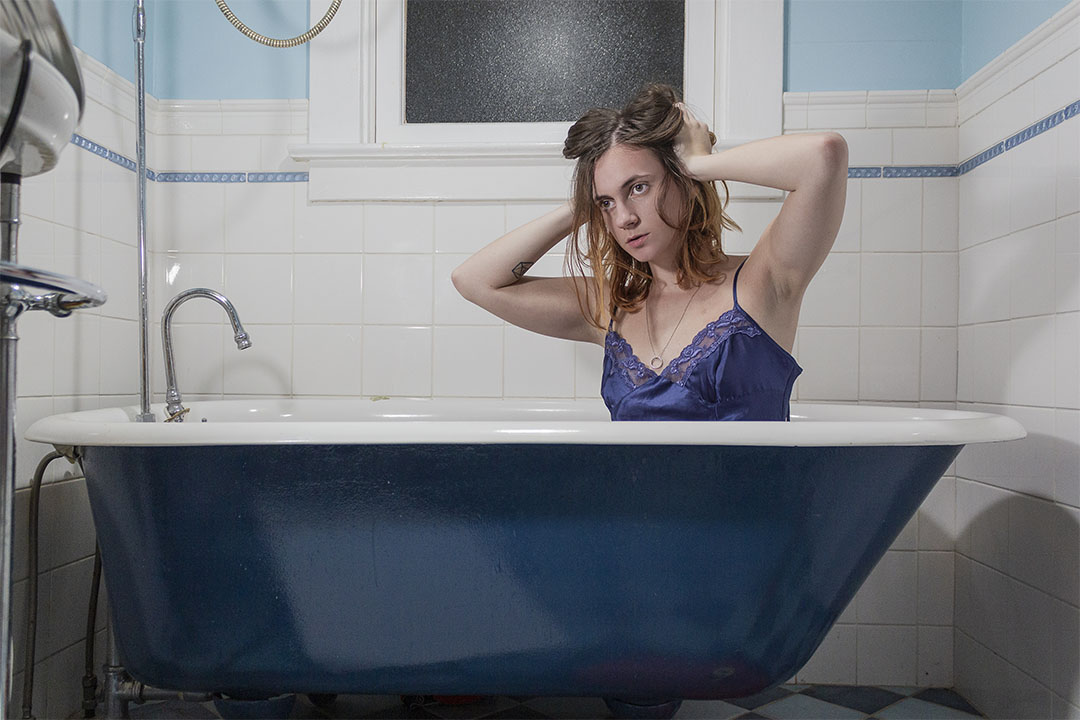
673,102,714,171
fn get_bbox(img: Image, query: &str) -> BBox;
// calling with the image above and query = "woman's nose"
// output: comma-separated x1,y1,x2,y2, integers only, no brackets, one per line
615,205,639,228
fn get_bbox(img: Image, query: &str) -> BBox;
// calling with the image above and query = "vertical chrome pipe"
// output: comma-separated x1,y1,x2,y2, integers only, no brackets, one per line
134,0,153,423
1,176,22,720
103,626,129,719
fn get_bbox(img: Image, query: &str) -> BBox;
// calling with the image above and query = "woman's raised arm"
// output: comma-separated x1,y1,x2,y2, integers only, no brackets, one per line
677,106,848,301
451,204,605,345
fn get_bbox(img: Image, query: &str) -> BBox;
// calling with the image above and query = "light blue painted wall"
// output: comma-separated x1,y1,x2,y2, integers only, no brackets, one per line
149,0,307,99
961,0,1071,81
55,0,308,99
55,0,137,86
785,0,963,91
785,0,1072,92
55,0,1074,98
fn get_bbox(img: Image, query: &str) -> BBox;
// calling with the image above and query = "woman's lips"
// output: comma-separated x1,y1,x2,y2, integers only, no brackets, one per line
626,233,648,248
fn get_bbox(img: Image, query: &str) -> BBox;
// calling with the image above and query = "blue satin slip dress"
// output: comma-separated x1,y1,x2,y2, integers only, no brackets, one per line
601,259,802,421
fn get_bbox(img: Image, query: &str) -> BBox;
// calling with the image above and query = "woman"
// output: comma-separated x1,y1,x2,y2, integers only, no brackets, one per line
452,84,847,420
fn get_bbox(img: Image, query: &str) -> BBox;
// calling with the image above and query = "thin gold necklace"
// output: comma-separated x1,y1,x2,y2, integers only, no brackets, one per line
645,283,703,370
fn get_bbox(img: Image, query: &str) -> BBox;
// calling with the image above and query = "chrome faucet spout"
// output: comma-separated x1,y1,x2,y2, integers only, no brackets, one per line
161,288,251,422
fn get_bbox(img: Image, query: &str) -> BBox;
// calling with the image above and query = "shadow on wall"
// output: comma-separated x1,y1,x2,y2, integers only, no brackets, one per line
959,215,1076,357
954,429,1080,718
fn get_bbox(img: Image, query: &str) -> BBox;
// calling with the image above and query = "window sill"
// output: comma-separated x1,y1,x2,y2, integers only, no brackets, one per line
289,142,781,203
289,142,570,202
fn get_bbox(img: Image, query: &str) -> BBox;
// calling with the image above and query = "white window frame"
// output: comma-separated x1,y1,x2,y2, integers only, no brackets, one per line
375,0,717,144
297,0,783,202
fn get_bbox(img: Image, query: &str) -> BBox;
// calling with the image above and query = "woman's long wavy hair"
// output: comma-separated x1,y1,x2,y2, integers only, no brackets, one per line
563,84,740,329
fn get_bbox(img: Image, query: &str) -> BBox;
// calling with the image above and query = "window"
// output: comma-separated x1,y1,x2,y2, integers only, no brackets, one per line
375,0,715,144
404,0,685,124
301,0,782,202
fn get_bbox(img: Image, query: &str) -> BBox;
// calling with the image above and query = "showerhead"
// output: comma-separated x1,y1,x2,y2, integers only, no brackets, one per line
0,0,84,176
0,1,84,115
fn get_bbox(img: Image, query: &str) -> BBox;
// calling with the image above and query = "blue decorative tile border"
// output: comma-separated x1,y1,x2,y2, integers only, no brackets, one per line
68,133,307,183
1005,101,1077,150
846,98,1078,179
156,172,247,183
248,172,310,183
884,166,959,178
957,143,1006,175
72,97,1077,183
71,134,137,173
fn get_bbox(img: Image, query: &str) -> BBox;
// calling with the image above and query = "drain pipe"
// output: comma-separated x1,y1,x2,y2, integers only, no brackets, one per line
133,0,153,424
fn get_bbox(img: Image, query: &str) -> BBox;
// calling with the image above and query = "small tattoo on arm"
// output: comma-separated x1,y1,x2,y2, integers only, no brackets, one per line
512,261,534,279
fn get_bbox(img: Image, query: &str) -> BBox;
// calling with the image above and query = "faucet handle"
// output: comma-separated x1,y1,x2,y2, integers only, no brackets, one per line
164,406,190,423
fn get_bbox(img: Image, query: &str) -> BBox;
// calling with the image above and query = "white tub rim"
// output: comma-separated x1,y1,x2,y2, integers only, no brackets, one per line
24,398,1027,448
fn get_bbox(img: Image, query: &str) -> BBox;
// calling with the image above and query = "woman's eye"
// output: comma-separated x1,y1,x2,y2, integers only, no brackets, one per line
631,183,648,195
598,199,612,210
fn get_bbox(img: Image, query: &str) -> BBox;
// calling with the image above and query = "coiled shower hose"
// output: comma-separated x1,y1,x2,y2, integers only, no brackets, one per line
214,0,342,48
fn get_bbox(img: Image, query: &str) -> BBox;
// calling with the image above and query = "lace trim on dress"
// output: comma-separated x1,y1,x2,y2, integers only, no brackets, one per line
605,331,655,389
662,308,761,385
605,307,762,389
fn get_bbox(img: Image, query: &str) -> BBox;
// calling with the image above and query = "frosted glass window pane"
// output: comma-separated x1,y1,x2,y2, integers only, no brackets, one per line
405,0,685,124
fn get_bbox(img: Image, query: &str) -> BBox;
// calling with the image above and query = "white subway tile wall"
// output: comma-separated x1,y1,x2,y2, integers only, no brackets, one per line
801,253,861,326
858,625,919,686
361,254,433,325
361,325,433,397
923,255,960,328
433,326,504,397
918,625,955,689
795,327,860,400
364,203,434,253
950,12,1080,717
856,551,919,625
293,192,365,253
223,183,296,253
921,327,959,401
861,179,923,252
294,254,364,324
293,324,363,397
923,179,960,252
796,625,858,685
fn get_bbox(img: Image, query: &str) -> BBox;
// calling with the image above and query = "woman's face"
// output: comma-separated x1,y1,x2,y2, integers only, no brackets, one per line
593,143,685,266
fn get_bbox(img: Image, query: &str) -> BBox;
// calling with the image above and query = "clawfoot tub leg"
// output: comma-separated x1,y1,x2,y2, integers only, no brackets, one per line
603,697,684,719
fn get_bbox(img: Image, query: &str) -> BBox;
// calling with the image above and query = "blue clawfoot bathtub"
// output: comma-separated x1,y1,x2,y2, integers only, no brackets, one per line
27,399,1023,701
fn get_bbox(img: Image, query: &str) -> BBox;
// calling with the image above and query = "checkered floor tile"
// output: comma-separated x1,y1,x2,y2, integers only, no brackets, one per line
116,684,984,719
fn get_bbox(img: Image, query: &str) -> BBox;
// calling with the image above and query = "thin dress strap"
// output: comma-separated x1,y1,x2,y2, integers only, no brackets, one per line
732,258,749,309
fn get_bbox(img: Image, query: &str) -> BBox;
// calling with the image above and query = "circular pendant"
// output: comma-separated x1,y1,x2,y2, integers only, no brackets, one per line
650,356,663,369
